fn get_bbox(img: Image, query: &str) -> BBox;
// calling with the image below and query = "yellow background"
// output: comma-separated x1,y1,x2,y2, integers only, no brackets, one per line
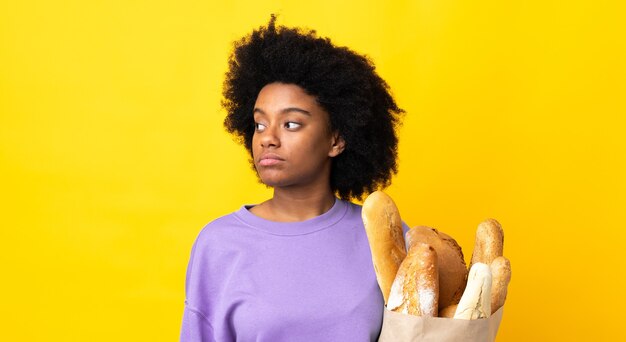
1,1,624,341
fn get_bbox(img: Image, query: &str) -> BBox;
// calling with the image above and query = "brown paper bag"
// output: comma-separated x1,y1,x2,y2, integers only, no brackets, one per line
378,307,504,342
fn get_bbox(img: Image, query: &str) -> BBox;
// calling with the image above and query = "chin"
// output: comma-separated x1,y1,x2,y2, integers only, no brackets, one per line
259,177,288,188
256,170,286,187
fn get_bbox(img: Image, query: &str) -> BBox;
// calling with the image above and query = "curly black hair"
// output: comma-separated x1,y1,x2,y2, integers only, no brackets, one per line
222,15,405,201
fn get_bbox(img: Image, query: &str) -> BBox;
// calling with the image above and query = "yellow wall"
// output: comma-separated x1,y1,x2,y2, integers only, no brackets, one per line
1,1,624,340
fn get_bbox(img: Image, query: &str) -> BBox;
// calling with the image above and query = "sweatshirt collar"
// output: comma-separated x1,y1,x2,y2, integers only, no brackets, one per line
234,197,349,236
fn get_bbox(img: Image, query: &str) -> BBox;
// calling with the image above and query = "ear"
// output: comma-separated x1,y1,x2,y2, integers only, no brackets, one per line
328,133,346,157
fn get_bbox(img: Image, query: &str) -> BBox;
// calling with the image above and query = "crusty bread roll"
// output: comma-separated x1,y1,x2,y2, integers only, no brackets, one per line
490,256,511,314
362,191,407,305
470,218,504,267
405,226,468,310
439,304,458,318
454,262,492,320
387,243,438,316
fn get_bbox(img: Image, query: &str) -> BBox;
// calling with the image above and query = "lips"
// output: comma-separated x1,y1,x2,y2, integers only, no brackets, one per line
258,153,285,166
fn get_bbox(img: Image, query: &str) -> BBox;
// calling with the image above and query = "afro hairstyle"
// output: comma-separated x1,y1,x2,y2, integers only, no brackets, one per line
222,15,405,201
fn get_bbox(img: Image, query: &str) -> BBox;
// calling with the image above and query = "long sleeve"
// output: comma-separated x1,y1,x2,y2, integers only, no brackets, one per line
180,237,217,342
180,304,216,342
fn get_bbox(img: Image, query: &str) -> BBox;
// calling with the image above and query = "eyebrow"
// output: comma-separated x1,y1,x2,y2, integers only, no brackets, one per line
253,107,311,116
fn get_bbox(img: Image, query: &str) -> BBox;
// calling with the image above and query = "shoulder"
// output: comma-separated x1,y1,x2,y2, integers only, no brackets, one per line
342,199,363,215
190,209,248,254
335,199,365,227
199,210,241,234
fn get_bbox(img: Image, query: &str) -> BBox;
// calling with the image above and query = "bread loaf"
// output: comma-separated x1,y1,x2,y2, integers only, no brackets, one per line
387,243,438,316
405,226,468,310
439,304,458,318
490,256,511,314
470,218,504,267
361,191,407,305
454,262,492,320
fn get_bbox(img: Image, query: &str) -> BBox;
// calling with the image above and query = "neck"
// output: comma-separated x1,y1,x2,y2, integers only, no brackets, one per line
267,185,336,222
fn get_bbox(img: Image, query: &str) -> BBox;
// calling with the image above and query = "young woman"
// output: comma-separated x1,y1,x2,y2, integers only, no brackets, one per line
181,16,407,342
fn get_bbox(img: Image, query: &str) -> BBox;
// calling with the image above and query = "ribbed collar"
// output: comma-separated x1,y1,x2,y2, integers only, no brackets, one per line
234,198,349,236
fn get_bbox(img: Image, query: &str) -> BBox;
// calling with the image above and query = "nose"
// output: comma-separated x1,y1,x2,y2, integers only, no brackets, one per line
259,124,280,148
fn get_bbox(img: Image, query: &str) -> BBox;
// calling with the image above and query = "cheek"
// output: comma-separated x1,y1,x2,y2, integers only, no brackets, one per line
251,134,260,155
292,135,331,162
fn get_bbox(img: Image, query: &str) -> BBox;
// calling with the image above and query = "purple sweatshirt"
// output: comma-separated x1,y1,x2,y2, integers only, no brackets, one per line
180,198,409,342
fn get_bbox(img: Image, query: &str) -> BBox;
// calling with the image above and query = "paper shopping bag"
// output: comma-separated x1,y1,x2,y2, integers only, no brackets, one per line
378,306,504,342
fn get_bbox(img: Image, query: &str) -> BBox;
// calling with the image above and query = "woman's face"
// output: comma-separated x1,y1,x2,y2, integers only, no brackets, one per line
252,82,344,189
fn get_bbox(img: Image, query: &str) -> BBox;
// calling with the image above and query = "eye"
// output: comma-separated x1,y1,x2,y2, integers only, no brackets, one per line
254,122,266,132
284,122,301,130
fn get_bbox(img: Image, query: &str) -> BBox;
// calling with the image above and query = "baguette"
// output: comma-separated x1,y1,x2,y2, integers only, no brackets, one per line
470,218,504,267
387,243,438,316
454,262,492,319
361,191,407,305
490,256,511,314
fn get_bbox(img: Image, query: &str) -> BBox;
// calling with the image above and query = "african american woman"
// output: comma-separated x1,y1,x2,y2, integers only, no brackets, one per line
180,15,408,342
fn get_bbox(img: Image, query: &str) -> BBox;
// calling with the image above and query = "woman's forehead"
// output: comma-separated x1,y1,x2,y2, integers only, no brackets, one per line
254,83,327,117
